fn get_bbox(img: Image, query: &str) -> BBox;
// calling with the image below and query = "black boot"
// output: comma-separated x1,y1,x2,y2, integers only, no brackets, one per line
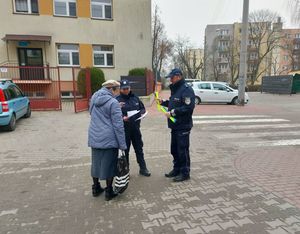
139,168,151,177
92,184,104,197
165,169,180,178
105,187,118,201
173,174,190,182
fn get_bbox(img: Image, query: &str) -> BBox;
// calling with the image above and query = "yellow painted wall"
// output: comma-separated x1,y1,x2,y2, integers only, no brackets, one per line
79,44,93,67
39,0,53,15
78,0,90,18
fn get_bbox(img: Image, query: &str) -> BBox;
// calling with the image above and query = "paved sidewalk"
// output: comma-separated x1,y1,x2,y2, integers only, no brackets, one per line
0,92,300,234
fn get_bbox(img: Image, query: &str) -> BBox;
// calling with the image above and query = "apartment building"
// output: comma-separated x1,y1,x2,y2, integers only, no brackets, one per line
0,0,152,95
204,24,234,82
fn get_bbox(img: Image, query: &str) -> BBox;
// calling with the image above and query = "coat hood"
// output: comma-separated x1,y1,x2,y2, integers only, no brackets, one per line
93,87,113,107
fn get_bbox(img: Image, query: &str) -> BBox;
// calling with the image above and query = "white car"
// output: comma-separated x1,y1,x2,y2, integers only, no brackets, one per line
191,81,249,105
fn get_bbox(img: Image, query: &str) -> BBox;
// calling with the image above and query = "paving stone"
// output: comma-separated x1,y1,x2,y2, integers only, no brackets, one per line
218,220,238,230
184,226,204,234
202,223,222,233
171,221,190,231
234,217,254,227
148,212,165,221
266,219,288,229
164,210,181,218
142,220,160,230
158,217,177,226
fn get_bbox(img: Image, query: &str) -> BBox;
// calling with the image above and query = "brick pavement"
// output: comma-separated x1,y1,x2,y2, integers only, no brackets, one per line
0,92,299,233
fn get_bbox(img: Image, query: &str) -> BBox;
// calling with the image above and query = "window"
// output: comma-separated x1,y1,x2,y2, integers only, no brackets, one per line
295,34,300,39
54,0,76,17
284,55,289,61
198,83,211,90
213,84,227,91
57,44,79,66
15,0,38,14
250,52,258,60
295,44,300,50
93,45,114,67
6,86,18,100
91,0,112,19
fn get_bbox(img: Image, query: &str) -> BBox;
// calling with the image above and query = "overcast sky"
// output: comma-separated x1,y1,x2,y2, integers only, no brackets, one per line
153,0,295,47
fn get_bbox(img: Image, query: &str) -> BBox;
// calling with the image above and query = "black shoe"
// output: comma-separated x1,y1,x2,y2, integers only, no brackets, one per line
105,187,118,201
92,184,104,197
139,168,151,177
165,170,180,178
173,174,190,182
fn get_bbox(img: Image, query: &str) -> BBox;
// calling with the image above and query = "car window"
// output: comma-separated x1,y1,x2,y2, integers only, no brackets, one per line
7,86,18,100
12,86,23,98
198,83,211,90
213,83,227,91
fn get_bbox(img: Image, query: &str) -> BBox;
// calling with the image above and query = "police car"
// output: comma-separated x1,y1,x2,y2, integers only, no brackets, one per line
191,81,249,105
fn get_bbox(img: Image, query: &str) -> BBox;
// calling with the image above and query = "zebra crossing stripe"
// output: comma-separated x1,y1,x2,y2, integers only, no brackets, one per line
239,139,300,147
198,123,300,130
216,131,300,139
193,119,289,124
192,115,270,119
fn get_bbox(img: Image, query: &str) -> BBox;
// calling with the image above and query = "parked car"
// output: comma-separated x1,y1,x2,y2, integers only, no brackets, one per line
0,79,31,131
191,81,249,105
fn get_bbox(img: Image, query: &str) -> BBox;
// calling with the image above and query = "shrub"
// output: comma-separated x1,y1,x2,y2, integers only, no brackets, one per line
128,68,146,76
77,67,105,96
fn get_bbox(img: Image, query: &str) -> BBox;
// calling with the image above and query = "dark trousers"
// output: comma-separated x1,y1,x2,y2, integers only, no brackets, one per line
171,129,191,176
125,126,147,170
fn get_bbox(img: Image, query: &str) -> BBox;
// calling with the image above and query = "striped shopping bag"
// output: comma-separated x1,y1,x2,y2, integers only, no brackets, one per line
115,151,129,194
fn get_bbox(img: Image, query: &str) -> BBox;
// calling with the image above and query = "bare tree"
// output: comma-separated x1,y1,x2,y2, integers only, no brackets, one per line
248,9,283,85
152,5,173,81
172,37,204,80
226,39,240,85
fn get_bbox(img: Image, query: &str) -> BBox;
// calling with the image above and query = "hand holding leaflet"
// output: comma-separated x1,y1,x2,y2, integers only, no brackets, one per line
135,111,148,121
127,110,140,118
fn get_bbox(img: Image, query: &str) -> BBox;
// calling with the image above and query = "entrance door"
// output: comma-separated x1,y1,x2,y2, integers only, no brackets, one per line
18,48,44,80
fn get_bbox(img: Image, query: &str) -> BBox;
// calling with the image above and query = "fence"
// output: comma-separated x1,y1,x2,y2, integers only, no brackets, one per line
0,65,62,110
72,67,92,113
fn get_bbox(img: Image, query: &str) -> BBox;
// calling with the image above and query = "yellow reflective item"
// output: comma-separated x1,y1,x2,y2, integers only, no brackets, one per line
155,92,176,123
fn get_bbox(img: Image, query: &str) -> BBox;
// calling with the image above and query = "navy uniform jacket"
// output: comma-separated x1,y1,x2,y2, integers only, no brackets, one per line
162,79,195,130
116,92,146,129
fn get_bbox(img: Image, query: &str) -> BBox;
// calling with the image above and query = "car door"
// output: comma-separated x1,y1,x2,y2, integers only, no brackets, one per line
7,85,23,119
211,83,233,102
197,83,214,102
13,86,28,116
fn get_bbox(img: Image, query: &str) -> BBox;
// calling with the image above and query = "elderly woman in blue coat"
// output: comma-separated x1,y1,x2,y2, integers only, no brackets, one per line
88,80,127,201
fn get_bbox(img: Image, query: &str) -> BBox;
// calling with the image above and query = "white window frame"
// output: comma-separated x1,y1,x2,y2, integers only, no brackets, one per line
91,0,112,20
295,34,300,39
54,0,77,17
93,45,114,67
14,0,38,14
57,44,80,67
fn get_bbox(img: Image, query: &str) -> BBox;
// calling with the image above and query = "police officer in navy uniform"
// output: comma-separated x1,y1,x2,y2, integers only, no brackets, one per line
160,68,195,182
116,80,151,177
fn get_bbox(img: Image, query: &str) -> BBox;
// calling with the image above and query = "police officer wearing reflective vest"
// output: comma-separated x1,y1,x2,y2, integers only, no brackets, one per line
116,80,151,177
160,68,195,182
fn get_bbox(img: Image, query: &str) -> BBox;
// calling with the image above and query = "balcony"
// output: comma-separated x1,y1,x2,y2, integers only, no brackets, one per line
0,63,55,84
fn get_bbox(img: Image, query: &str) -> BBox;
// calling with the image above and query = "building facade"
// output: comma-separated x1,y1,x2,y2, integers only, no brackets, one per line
204,24,234,82
0,0,152,95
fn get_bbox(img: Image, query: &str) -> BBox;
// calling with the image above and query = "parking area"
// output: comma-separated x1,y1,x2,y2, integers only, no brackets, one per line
0,92,300,234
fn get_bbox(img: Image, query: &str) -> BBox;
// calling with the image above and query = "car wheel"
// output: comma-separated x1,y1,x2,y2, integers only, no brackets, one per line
231,97,239,105
195,97,201,105
24,105,31,118
6,114,16,132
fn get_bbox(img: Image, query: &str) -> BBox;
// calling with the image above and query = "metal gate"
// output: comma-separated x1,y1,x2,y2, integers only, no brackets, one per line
72,67,92,113
0,65,62,110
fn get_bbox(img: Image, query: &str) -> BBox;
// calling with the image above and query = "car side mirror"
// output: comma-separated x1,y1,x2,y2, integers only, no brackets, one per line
226,89,231,92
